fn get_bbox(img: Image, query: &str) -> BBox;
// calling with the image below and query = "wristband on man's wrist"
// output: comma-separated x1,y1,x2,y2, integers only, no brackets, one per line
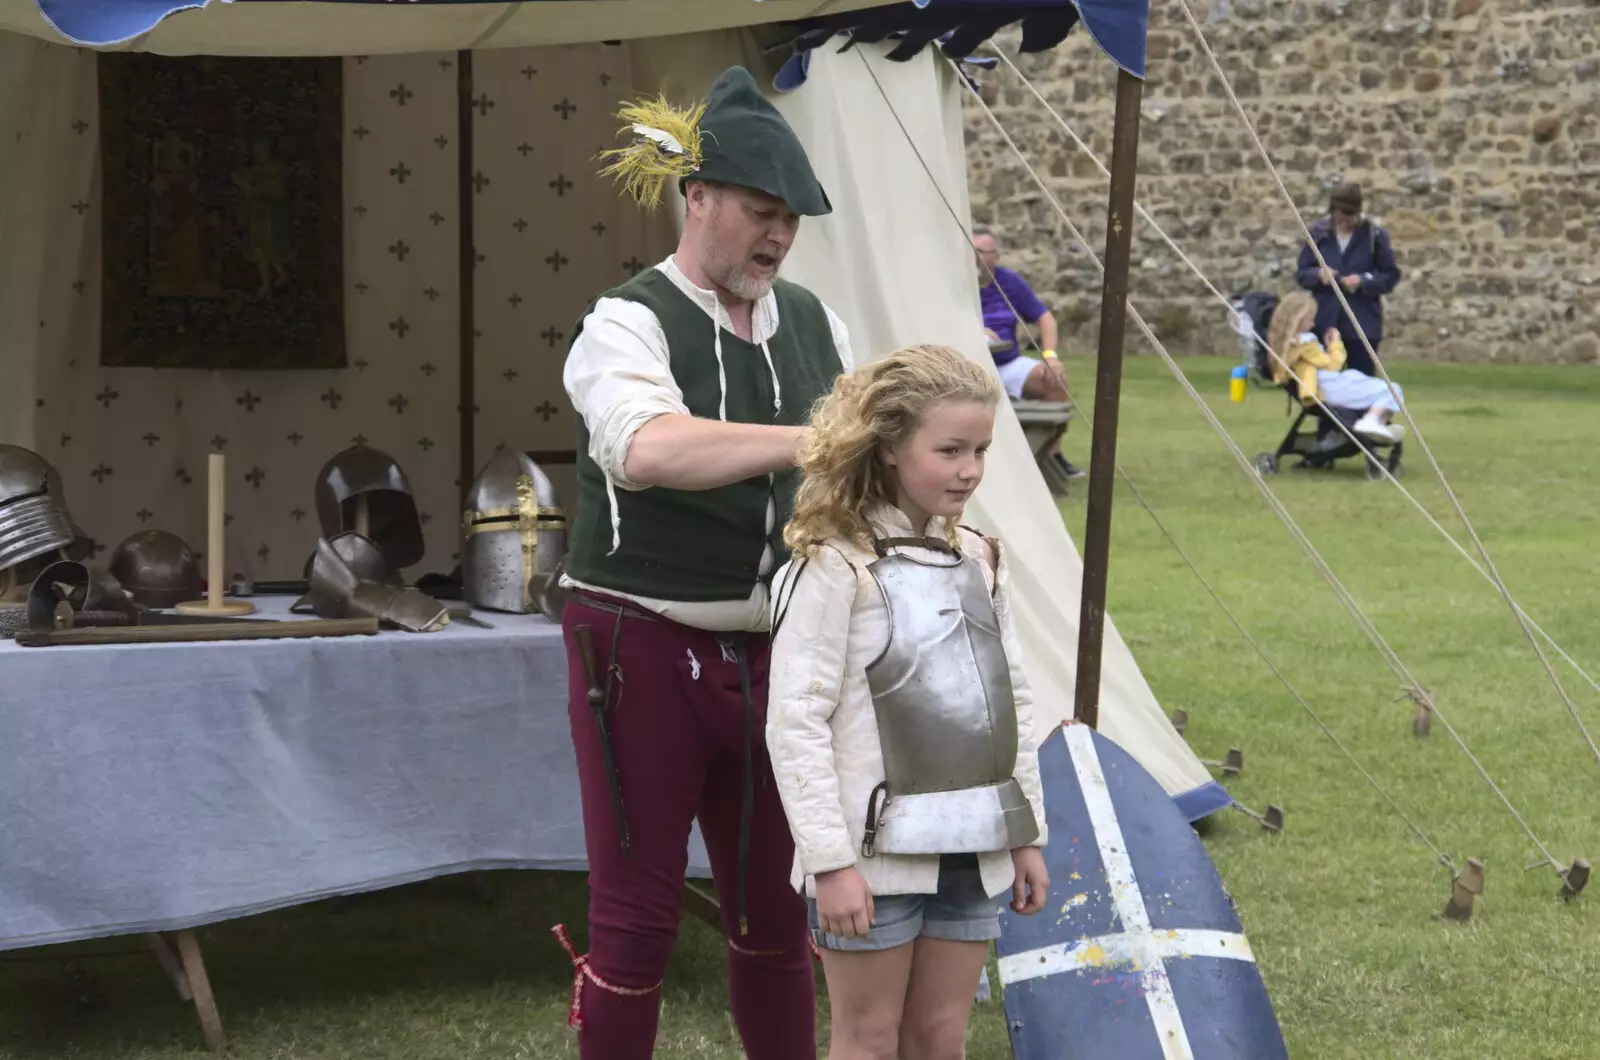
1042,349,1058,360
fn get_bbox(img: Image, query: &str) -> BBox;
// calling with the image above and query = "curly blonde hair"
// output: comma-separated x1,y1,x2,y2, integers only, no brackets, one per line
1265,290,1317,382
784,343,1004,555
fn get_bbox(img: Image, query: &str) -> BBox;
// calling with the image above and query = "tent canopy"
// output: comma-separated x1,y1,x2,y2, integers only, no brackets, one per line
0,0,1218,816
6,0,1146,77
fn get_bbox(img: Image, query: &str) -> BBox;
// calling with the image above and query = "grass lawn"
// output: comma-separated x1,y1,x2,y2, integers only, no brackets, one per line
4,354,1599,1058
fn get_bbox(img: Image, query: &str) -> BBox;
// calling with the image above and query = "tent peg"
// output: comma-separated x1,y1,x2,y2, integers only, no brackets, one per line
1443,857,1485,922
1223,747,1244,778
1559,858,1590,901
1229,800,1284,835
1201,748,1243,777
1412,698,1432,738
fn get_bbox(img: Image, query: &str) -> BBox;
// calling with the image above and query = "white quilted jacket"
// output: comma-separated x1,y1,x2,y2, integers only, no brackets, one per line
765,503,1049,901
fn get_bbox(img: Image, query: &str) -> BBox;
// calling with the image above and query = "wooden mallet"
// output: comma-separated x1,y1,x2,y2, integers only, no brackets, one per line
175,452,256,617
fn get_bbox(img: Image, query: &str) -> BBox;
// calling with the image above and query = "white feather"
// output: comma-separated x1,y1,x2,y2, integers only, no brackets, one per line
632,123,686,156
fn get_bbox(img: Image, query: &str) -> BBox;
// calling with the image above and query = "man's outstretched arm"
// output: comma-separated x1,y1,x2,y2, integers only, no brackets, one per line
624,415,805,490
564,296,808,493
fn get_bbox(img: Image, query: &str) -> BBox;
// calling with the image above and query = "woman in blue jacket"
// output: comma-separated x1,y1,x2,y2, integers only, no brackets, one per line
1295,183,1401,376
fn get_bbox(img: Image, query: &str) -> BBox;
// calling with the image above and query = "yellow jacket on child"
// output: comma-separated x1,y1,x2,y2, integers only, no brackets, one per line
1272,331,1346,406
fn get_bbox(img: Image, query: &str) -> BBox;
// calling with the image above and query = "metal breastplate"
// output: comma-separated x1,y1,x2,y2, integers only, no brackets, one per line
863,546,1040,856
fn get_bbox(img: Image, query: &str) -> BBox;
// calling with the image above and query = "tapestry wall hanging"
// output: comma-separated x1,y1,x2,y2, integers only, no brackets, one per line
99,54,345,369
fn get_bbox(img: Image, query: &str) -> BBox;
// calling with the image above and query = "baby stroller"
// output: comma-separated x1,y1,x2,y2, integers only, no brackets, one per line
1230,292,1404,481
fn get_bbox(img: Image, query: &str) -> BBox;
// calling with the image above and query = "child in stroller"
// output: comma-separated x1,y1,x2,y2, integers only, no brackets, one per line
1250,290,1406,479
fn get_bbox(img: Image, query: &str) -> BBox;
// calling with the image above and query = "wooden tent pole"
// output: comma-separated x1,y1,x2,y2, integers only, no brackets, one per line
1072,68,1145,730
457,48,477,513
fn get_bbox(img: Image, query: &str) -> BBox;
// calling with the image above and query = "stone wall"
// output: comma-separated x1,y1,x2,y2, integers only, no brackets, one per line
964,0,1600,364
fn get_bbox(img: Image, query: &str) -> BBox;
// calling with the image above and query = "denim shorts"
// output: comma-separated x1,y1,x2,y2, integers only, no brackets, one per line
808,854,1004,952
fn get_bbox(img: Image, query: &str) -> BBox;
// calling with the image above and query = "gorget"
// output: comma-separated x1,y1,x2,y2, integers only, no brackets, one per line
862,541,1039,856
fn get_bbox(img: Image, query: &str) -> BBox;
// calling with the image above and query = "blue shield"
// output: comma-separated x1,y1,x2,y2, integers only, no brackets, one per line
997,723,1288,1059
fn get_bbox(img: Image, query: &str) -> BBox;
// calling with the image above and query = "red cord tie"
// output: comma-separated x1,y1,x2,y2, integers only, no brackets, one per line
550,924,662,1031
726,936,786,957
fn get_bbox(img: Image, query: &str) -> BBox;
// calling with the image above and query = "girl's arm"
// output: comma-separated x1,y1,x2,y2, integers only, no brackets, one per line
1295,334,1340,372
765,545,860,878
1324,331,1348,372
980,535,1049,848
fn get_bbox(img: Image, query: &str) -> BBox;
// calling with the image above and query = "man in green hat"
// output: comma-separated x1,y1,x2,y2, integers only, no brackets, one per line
551,66,850,1059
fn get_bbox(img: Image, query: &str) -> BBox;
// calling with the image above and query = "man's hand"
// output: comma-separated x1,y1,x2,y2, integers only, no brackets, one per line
1010,847,1050,915
1319,266,1337,287
815,866,875,938
791,426,813,467
1339,274,1362,292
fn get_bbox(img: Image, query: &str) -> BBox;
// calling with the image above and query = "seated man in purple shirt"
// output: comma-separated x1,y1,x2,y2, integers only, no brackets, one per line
973,224,1083,479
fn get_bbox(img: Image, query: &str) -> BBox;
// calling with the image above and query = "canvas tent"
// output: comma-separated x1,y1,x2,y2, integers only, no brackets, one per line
0,0,1227,818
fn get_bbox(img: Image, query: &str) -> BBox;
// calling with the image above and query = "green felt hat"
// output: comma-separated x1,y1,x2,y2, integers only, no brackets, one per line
599,66,831,217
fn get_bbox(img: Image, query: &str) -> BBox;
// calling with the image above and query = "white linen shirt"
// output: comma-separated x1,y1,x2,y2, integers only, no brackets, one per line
560,254,854,632
765,503,1049,901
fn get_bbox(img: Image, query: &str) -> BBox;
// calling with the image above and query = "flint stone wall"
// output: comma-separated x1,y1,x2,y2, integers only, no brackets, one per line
964,0,1600,364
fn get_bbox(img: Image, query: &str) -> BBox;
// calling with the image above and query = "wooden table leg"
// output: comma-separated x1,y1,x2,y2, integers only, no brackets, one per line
681,880,725,934
174,930,226,1053
145,933,192,1001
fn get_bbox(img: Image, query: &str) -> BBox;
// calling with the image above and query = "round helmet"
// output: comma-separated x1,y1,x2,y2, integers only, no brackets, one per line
108,529,203,609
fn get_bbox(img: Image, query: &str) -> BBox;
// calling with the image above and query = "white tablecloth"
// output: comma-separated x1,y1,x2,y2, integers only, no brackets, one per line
0,596,712,951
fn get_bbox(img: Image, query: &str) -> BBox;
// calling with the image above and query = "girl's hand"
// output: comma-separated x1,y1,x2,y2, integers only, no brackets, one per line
1010,847,1050,915
1323,328,1340,348
815,866,875,938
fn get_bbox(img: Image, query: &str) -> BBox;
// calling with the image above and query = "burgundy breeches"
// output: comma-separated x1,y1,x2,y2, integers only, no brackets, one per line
552,594,816,1060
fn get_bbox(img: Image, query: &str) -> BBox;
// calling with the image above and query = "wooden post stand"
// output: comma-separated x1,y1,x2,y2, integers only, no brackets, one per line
175,453,255,618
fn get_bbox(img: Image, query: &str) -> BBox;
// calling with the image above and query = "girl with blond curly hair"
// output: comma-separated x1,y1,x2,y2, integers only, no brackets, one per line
765,343,1050,1060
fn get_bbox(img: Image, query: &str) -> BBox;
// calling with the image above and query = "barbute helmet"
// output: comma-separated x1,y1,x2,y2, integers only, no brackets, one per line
312,444,425,569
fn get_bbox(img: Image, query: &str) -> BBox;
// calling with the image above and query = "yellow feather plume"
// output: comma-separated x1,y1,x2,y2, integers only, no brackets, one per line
597,94,706,210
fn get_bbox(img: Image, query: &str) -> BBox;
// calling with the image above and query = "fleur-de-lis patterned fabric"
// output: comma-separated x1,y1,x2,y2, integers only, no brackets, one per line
4,37,673,580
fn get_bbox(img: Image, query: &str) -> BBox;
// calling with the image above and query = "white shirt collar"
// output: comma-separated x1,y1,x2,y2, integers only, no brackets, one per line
866,501,949,542
655,254,780,343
